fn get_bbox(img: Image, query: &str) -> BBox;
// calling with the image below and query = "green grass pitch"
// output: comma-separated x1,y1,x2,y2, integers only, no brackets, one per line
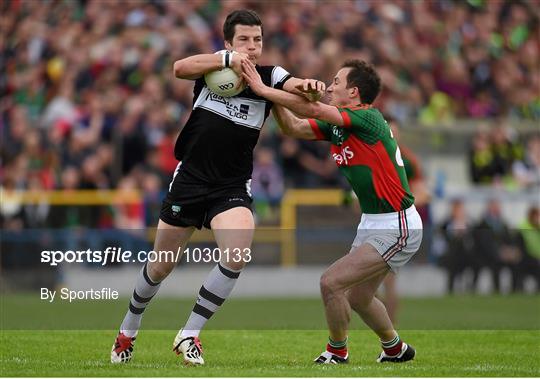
1,295,539,376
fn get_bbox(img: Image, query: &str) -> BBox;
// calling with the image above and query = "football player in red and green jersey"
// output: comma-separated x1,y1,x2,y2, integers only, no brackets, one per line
242,59,422,364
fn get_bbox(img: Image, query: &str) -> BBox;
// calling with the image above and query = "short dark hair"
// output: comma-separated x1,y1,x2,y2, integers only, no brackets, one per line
223,10,263,42
342,60,381,104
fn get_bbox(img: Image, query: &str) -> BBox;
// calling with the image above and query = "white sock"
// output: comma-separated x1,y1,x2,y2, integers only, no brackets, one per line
120,263,161,338
181,263,242,338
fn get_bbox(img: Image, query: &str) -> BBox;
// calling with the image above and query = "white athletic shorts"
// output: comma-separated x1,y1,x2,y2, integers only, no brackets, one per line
351,205,423,272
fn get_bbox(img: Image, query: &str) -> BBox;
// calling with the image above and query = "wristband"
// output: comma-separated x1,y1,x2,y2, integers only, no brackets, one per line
225,51,231,68
222,52,227,69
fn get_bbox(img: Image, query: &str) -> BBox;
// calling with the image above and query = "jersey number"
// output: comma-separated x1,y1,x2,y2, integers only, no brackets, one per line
395,146,404,167
389,127,404,166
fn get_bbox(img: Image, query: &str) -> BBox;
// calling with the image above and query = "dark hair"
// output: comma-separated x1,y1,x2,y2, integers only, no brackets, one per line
342,60,381,104
223,10,263,42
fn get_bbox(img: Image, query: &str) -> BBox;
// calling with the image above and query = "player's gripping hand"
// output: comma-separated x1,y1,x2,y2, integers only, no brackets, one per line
222,51,247,91
295,79,325,102
230,51,250,76
241,59,266,95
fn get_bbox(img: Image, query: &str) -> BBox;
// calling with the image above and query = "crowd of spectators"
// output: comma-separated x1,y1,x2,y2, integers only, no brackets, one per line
1,0,539,230
437,199,540,294
468,123,540,189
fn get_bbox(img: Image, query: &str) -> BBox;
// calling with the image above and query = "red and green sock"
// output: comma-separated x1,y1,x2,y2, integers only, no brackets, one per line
381,334,403,357
327,336,348,358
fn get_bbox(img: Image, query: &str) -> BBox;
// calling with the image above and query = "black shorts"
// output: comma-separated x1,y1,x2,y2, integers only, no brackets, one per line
159,164,253,230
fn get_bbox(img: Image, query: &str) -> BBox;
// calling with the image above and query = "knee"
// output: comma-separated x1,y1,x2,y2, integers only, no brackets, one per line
147,261,174,282
223,260,246,272
320,272,339,298
221,248,251,271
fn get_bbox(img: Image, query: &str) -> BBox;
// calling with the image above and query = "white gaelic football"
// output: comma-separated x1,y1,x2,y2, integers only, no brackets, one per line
204,51,246,97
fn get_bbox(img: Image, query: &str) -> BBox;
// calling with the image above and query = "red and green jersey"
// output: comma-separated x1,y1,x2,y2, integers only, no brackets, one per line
308,106,414,214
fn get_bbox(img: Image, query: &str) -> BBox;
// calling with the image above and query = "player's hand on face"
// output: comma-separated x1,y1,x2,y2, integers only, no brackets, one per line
241,59,266,95
295,79,326,102
299,79,326,93
230,51,249,76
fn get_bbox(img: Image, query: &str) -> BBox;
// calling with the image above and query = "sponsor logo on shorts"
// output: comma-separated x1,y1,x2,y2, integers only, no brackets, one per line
228,197,245,202
171,204,181,217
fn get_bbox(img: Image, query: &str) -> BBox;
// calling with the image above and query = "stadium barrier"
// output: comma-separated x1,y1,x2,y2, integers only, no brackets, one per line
2,188,538,267
3,188,338,266
280,189,344,266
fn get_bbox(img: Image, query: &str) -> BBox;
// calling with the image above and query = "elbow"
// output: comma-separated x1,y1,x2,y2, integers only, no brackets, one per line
282,127,294,137
173,61,183,78
173,59,193,79
276,121,294,137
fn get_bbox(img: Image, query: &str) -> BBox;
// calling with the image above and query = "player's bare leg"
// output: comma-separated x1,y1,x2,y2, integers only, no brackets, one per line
211,207,255,271
174,207,254,365
347,269,394,341
380,273,398,324
345,245,415,363
320,243,390,340
112,220,194,363
316,243,415,363
148,220,195,281
315,243,389,363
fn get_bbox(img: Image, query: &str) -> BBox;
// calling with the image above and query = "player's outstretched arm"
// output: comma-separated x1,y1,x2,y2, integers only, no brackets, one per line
173,54,223,80
272,105,317,140
173,52,248,80
241,60,344,126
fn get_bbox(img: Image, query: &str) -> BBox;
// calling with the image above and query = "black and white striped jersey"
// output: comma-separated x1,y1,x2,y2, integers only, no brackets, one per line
174,65,291,185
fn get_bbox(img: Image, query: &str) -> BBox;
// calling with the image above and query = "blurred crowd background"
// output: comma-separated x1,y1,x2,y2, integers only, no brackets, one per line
1,0,539,293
